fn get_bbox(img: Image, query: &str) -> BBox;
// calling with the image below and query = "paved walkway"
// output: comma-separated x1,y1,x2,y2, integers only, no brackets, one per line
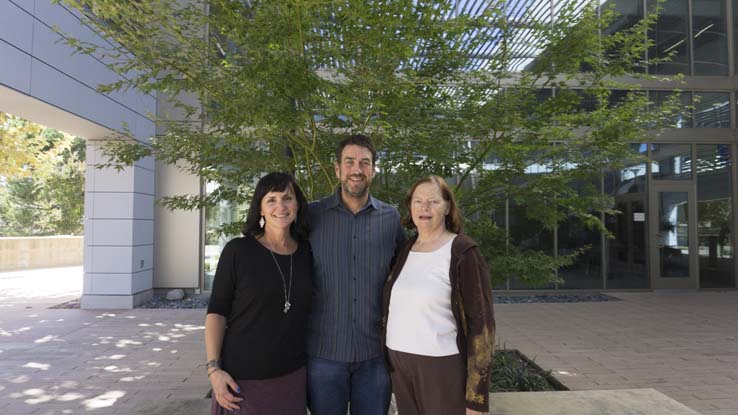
496,291,738,415
1,268,736,414
0,266,82,307
0,267,210,414
0,307,209,414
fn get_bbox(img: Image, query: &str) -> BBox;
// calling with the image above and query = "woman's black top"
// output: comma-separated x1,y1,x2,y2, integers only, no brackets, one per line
207,234,312,380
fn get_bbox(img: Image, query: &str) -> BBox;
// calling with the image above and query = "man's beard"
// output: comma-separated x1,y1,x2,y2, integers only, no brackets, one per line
341,175,369,198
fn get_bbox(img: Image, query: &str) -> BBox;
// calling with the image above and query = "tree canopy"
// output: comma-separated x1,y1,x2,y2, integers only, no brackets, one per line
59,0,683,286
0,113,86,236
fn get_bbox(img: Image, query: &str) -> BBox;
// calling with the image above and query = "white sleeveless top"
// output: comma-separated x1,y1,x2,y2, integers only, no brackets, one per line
385,237,459,356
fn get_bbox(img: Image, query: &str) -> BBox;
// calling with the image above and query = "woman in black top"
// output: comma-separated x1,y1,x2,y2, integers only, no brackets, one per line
205,172,312,415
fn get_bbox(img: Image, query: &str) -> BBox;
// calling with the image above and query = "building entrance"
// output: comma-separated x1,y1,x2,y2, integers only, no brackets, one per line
650,183,698,289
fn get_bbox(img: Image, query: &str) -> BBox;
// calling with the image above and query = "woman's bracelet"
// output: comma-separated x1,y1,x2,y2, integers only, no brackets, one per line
207,368,221,378
205,359,221,371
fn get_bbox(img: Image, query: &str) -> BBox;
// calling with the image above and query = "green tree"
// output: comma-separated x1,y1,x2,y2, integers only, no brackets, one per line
0,116,86,236
0,177,51,235
59,0,683,286
0,113,45,178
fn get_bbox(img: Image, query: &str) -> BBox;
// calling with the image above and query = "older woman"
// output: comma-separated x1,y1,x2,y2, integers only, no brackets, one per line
382,175,495,415
205,172,311,415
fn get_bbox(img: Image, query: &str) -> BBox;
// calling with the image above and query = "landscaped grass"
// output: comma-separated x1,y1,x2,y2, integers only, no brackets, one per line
491,349,567,392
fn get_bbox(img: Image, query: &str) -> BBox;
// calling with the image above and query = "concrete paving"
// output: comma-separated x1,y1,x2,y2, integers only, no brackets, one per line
490,389,701,415
1,268,737,414
0,306,209,414
496,291,738,415
0,266,209,415
0,266,82,307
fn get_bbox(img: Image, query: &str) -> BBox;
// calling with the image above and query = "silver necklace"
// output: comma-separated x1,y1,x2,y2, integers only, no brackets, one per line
267,242,293,314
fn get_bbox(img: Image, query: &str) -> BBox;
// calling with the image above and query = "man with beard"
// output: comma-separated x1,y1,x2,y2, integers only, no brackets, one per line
307,134,406,415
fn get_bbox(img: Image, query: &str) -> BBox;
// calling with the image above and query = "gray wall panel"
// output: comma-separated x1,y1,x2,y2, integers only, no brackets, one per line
0,0,34,53
8,0,34,14
0,41,31,94
1,0,156,142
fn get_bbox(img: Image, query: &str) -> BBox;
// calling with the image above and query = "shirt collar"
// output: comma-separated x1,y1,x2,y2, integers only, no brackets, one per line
328,187,378,212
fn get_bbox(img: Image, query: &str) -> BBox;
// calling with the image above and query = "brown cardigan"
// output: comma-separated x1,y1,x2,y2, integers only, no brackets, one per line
381,233,496,412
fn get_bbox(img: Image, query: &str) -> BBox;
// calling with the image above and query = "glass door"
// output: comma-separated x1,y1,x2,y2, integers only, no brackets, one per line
649,183,698,288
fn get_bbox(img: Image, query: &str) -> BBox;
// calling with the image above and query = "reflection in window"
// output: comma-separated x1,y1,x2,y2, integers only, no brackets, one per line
697,145,734,288
735,0,738,74
649,91,692,128
605,0,645,35
692,0,728,75
604,0,645,72
578,90,598,112
607,90,632,108
558,180,603,289
648,0,690,75
694,92,730,127
203,182,240,291
658,191,690,278
508,198,555,289
651,143,692,180
604,144,649,288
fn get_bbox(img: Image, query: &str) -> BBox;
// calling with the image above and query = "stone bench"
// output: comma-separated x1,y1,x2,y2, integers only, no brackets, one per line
490,389,701,415
133,388,701,415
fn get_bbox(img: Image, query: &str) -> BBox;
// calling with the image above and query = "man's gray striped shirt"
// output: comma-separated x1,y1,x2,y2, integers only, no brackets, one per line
307,189,406,362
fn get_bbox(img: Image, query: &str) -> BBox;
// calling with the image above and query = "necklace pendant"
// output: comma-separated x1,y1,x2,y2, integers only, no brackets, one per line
283,301,291,314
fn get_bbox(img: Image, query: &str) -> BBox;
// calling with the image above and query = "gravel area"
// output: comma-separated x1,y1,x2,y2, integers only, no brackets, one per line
494,293,620,304
51,293,619,309
138,295,210,309
48,298,81,309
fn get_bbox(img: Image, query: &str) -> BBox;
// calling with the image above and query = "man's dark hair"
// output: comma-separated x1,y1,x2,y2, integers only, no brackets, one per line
335,134,377,165
243,172,310,240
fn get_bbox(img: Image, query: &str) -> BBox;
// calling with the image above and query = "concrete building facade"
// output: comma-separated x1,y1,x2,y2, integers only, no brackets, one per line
2,0,738,308
1,0,175,308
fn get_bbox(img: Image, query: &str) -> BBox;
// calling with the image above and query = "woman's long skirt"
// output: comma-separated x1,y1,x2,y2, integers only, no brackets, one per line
211,366,306,415
387,349,466,415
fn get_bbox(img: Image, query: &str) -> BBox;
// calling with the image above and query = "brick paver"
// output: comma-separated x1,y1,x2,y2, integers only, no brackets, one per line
0,268,211,414
0,306,210,414
2,268,737,414
496,292,738,415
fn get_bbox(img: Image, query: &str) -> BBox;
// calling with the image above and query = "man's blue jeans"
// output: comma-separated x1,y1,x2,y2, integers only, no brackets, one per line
307,356,391,415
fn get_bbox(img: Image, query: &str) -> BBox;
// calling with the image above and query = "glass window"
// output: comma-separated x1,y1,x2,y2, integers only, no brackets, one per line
203,182,240,291
604,0,646,73
576,89,599,112
734,0,738,73
508,197,555,290
651,143,693,180
649,91,692,128
692,0,728,75
558,180,604,289
697,144,734,288
608,90,633,108
605,0,645,36
658,191,691,278
694,92,730,127
604,144,649,288
648,0,690,75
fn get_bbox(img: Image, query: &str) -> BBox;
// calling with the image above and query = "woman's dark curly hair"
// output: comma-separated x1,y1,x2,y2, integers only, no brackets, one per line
242,172,310,241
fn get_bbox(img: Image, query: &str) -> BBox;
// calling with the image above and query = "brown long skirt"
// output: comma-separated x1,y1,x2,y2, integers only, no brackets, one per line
387,349,466,415
211,366,306,415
